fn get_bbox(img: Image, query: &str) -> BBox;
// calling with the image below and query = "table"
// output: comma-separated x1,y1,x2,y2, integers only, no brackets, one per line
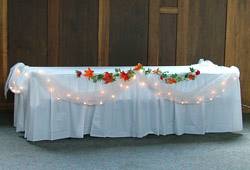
5,59,243,141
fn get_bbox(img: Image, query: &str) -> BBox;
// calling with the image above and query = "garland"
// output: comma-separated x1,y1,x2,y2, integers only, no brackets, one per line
76,63,200,84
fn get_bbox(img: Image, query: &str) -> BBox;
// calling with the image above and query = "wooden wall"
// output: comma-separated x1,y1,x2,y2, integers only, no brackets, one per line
0,0,250,112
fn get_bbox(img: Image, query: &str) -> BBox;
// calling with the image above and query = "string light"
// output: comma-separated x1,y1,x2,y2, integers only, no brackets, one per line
16,69,21,75
211,90,216,95
10,68,236,105
24,72,29,78
49,87,54,93
140,82,145,86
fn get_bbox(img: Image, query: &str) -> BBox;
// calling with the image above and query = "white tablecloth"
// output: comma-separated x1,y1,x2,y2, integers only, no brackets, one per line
5,60,243,141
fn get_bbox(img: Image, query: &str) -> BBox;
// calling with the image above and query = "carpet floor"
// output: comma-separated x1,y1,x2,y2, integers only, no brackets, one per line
0,115,250,170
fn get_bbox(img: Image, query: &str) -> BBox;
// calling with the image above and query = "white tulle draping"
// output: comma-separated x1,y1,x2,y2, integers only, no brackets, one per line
5,60,239,105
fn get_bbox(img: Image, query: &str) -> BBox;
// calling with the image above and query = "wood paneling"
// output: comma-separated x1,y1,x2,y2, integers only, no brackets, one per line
59,0,98,66
159,14,177,65
48,0,60,66
8,0,48,67
225,0,250,112
1,0,250,112
0,0,7,103
98,0,110,66
176,0,227,65
160,0,177,7
109,0,148,66
148,0,160,65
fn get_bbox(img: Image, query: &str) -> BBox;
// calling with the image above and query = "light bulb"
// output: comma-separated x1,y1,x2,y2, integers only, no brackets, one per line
16,69,21,75
100,101,103,105
24,72,29,78
211,90,216,94
111,95,115,98
49,87,54,93
140,82,145,86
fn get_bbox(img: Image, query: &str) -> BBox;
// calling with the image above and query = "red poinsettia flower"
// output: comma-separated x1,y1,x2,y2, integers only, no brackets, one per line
188,74,196,80
76,70,82,78
195,70,200,75
102,72,114,84
83,68,94,79
152,68,162,75
120,71,129,81
133,63,143,71
160,75,163,80
166,77,177,84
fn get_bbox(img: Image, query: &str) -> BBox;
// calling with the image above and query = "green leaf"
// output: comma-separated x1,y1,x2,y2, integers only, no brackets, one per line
190,67,195,72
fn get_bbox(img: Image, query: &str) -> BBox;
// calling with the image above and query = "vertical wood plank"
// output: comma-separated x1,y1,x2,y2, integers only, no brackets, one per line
98,0,110,66
176,0,227,65
109,0,148,66
176,0,189,65
59,0,98,66
0,0,8,103
159,14,177,66
148,0,160,65
225,0,250,112
48,0,60,66
8,0,48,67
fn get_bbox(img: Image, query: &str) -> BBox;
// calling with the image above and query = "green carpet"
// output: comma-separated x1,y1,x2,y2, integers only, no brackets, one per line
0,115,250,170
